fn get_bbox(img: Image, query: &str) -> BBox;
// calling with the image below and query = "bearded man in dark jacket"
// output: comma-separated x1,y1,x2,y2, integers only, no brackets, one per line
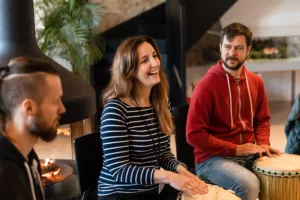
0,57,66,200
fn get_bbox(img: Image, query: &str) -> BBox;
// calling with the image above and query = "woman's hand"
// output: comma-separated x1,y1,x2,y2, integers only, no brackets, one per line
176,165,195,178
176,165,208,194
167,171,208,195
154,167,208,195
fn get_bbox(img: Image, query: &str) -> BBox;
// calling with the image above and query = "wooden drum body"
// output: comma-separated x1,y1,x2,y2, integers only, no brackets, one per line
178,184,240,200
253,153,300,200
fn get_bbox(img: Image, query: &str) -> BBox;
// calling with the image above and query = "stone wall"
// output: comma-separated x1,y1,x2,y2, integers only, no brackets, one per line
91,0,165,32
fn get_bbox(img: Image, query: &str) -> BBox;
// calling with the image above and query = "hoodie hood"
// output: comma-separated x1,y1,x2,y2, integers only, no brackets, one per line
206,60,249,81
0,136,28,167
0,136,44,200
205,60,254,129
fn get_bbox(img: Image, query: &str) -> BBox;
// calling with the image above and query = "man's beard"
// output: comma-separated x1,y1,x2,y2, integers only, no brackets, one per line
27,115,59,142
222,56,245,71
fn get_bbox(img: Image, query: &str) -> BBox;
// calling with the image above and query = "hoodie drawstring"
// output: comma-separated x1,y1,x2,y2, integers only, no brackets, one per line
226,73,254,129
244,73,254,127
24,162,37,200
32,159,45,200
226,74,233,129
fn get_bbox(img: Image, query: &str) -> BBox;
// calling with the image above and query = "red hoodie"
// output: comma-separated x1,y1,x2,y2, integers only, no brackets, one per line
186,61,270,164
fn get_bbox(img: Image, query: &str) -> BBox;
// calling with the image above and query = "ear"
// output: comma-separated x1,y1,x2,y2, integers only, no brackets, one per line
219,43,222,52
22,99,38,116
247,45,252,56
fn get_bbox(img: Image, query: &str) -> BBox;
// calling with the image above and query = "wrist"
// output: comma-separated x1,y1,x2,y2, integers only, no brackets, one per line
176,164,188,174
164,171,172,184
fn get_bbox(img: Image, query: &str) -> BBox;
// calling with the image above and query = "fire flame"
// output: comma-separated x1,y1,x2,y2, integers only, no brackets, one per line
41,158,60,178
57,127,71,136
42,158,54,167
42,168,60,178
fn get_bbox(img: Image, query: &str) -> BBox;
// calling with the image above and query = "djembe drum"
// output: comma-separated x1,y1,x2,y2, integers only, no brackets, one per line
177,184,241,200
253,153,300,200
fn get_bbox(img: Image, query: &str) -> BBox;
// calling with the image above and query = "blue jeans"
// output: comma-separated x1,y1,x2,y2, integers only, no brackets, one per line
196,156,260,200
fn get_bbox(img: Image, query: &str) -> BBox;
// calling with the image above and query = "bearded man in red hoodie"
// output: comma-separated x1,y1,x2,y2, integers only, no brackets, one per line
186,23,280,200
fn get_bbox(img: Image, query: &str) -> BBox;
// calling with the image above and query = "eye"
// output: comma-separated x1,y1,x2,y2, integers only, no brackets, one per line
236,46,244,50
224,45,231,49
141,58,148,63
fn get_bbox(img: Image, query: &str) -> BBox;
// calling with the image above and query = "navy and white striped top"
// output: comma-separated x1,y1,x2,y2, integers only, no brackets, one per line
98,98,183,196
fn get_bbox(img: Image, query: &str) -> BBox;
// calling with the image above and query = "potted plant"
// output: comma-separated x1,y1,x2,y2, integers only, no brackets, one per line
34,0,106,81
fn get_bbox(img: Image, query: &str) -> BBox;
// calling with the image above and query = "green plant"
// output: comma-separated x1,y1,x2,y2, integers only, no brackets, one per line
34,0,106,79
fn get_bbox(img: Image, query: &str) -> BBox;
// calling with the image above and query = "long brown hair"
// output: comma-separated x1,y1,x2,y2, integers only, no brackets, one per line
102,36,174,135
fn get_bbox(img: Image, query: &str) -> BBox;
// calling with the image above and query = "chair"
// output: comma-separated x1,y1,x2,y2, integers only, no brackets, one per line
73,132,103,200
171,104,195,172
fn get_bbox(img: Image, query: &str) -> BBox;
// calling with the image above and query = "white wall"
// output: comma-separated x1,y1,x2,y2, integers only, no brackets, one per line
186,0,300,101
186,66,300,102
220,0,300,38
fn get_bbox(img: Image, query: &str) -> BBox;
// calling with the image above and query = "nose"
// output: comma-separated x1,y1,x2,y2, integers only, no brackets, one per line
229,47,237,55
150,56,160,67
59,100,66,114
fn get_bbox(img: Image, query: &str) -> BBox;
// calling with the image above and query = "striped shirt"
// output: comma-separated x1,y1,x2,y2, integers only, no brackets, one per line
98,98,183,196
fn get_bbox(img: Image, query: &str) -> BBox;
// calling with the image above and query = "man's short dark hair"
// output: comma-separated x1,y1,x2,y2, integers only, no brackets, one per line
220,23,252,47
0,57,59,120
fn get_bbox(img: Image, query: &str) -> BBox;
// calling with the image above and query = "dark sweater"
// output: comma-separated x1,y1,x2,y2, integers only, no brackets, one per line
0,137,44,200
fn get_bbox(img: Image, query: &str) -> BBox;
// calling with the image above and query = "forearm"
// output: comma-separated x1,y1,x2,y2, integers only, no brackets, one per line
187,130,237,157
187,91,237,156
153,169,173,184
254,120,271,145
160,150,185,172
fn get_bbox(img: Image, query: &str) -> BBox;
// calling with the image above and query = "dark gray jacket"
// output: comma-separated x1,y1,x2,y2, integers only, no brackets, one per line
0,137,44,200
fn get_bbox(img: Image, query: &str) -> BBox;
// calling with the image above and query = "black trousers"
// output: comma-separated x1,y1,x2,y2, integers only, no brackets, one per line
97,190,159,200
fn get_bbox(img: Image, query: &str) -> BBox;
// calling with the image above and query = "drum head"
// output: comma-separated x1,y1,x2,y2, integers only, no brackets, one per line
254,153,300,172
181,184,240,200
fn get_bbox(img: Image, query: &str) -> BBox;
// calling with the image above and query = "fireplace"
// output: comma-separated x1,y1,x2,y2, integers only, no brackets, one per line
0,0,97,157
0,0,97,126
0,1,98,198
34,118,93,161
40,158,73,187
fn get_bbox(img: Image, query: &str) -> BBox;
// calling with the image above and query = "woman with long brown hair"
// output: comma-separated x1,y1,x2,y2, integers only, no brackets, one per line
98,36,208,200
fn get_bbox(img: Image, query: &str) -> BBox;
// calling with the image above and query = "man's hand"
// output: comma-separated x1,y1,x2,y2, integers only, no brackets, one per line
258,145,281,157
236,143,266,156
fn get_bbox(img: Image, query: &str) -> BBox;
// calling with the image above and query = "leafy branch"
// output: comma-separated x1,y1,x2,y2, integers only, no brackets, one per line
34,0,106,79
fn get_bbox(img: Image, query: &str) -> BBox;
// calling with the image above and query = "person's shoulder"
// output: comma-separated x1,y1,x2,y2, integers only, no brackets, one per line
0,157,21,170
245,70,262,79
244,70,265,86
104,98,128,111
0,159,28,199
194,72,216,93
0,158,22,181
198,65,222,85
102,98,128,118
